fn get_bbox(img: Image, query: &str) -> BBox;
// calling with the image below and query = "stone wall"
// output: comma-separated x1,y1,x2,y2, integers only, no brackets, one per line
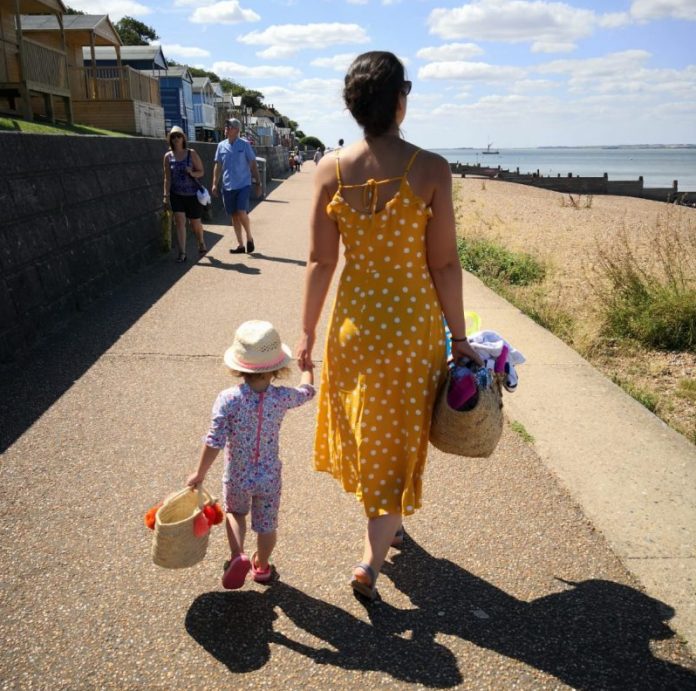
0,134,292,363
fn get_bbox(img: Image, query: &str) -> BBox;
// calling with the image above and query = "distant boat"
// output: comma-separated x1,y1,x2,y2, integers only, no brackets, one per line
482,142,499,155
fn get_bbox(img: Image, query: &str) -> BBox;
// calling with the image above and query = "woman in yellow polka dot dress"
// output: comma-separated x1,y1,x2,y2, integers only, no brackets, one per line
297,51,483,601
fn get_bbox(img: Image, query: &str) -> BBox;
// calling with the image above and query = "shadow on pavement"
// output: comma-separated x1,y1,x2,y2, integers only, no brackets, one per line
0,179,292,453
185,537,695,688
0,227,228,454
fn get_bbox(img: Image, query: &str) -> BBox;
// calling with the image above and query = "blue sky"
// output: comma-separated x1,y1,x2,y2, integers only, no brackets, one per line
67,0,695,148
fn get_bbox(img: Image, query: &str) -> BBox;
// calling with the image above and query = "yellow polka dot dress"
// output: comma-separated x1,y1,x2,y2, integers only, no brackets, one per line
314,150,447,518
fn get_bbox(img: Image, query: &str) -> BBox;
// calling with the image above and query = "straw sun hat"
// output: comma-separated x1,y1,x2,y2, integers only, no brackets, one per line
224,320,292,373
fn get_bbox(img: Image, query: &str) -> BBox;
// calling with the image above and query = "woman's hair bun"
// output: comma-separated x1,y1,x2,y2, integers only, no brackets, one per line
343,51,406,137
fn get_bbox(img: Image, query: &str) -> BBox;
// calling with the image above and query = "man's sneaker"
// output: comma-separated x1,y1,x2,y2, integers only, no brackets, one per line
229,245,245,254
246,239,255,254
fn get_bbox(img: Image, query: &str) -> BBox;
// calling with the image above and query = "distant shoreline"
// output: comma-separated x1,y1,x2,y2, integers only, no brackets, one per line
441,144,695,151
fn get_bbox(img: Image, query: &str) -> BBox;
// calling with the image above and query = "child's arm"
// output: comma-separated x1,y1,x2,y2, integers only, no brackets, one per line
186,445,220,487
300,365,314,388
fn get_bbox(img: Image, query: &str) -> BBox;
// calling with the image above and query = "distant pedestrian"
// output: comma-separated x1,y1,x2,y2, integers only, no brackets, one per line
295,151,303,171
187,320,315,589
212,118,262,255
297,51,483,601
162,126,207,263
337,138,344,148
313,149,323,165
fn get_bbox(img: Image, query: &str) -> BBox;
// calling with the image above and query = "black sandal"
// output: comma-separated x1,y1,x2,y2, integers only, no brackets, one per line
176,253,187,263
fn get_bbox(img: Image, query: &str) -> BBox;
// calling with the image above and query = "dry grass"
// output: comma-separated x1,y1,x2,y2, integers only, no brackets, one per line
454,177,696,443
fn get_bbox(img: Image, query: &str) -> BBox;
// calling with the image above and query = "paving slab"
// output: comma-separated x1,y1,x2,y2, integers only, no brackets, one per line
0,168,694,689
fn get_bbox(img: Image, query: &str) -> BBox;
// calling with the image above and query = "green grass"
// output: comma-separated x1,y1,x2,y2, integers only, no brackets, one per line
593,213,696,353
677,379,696,403
457,236,546,287
0,117,128,137
611,375,660,413
510,420,535,443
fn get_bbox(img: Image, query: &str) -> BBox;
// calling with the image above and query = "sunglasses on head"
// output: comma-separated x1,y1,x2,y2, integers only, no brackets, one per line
401,80,412,96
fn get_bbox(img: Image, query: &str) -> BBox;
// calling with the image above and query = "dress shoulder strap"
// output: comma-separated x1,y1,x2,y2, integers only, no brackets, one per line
335,154,343,188
403,148,421,176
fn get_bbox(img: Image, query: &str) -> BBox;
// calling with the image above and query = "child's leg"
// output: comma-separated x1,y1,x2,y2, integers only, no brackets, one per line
223,481,250,557
251,489,280,568
255,530,277,569
226,512,246,558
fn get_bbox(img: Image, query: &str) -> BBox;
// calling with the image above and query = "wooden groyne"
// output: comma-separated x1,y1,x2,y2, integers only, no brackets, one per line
449,162,696,206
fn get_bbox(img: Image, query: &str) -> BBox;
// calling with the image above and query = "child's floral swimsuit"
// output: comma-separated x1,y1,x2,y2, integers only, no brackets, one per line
204,382,315,532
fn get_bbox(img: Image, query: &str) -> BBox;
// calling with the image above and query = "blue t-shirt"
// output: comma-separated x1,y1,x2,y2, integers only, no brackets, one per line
214,137,256,190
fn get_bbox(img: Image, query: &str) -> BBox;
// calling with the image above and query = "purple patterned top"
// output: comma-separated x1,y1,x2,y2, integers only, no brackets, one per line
204,382,316,485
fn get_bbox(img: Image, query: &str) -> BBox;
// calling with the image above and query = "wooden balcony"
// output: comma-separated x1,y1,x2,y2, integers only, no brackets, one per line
68,65,160,105
22,37,69,95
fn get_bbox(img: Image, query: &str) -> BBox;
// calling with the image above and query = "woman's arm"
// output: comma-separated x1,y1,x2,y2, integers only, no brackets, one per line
187,149,204,179
296,158,340,370
162,152,171,202
425,156,483,366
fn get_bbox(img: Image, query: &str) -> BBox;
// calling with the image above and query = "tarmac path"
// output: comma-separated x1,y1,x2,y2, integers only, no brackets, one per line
1,167,695,689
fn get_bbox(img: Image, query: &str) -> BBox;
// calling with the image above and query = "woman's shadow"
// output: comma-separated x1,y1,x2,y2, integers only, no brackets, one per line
185,537,695,688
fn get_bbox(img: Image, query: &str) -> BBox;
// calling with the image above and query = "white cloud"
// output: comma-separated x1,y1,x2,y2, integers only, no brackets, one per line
427,0,598,51
418,60,525,83
190,1,260,25
211,61,301,80
62,0,150,19
531,40,577,53
238,23,370,57
294,78,344,93
416,43,483,61
630,0,696,21
311,53,358,71
509,78,557,93
536,51,696,99
154,43,211,59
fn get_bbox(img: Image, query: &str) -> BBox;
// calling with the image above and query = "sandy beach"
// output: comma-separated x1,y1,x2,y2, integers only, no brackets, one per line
453,177,696,442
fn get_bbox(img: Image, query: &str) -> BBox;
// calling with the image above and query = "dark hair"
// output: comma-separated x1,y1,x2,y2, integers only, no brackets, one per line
343,51,407,137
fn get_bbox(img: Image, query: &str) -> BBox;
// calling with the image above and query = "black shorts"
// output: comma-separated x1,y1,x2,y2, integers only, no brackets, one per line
170,192,202,219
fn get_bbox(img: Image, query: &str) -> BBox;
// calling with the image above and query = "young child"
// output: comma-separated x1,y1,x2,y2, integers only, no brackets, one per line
186,320,315,589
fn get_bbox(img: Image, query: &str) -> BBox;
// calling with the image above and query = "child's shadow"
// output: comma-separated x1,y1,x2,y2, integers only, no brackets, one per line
185,583,461,686
185,538,695,687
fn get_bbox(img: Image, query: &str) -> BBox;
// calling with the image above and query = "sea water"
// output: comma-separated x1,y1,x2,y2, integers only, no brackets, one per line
432,147,696,190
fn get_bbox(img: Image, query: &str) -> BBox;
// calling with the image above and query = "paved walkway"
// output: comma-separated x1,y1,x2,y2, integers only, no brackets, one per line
1,168,694,689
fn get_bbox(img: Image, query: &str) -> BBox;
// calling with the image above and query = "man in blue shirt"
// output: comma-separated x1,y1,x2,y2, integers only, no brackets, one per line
212,118,262,254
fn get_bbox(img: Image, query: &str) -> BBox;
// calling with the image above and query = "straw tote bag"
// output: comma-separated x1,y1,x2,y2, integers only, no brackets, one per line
152,485,214,569
430,371,505,458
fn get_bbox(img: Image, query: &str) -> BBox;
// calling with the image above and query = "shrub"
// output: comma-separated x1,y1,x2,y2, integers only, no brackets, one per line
457,237,545,286
593,211,696,352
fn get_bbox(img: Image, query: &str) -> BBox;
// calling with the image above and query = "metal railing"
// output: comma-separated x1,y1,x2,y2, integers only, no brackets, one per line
23,38,68,92
68,65,160,104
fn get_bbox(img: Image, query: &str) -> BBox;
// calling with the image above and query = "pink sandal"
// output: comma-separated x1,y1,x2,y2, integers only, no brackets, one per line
222,554,251,589
250,552,273,583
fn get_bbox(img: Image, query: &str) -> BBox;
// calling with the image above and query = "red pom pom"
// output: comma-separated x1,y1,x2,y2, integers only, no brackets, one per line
144,501,163,530
212,503,225,525
203,505,216,526
193,511,210,537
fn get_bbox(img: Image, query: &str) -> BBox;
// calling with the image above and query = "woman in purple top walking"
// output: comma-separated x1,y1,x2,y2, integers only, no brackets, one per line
163,126,207,263
187,320,315,589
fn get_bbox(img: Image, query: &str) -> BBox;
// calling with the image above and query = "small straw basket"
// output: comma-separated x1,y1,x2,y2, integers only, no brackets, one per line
430,372,505,458
151,485,213,569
